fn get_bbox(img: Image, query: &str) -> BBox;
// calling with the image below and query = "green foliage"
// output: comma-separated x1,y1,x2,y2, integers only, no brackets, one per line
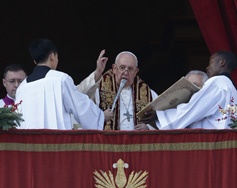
0,106,24,131
229,119,237,129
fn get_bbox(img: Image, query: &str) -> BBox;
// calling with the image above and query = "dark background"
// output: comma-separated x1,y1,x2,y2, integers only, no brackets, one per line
0,0,210,97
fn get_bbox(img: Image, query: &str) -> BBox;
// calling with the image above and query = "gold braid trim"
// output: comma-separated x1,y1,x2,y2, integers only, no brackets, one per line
1,140,237,152
99,70,118,130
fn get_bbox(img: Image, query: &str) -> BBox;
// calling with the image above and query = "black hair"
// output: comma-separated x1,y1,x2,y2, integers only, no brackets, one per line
28,38,58,64
3,63,27,78
215,51,237,71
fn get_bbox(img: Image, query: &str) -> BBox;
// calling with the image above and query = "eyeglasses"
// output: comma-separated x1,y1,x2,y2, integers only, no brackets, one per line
117,65,136,74
5,79,24,85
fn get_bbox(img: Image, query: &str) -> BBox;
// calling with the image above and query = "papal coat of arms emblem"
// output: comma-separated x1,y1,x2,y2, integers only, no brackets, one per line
93,159,148,188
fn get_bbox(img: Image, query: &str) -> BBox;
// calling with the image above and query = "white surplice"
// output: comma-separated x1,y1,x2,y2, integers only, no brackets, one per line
156,75,237,129
0,100,5,108
77,71,158,130
15,70,104,130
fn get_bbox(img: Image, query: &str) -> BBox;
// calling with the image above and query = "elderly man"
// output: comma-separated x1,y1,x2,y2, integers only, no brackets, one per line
142,51,237,129
185,70,208,88
0,64,27,107
77,50,158,130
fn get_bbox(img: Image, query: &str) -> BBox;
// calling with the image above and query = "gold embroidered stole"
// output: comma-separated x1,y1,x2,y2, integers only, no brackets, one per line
99,69,152,130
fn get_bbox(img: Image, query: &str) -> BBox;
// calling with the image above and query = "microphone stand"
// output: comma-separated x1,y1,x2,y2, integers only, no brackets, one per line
111,79,127,112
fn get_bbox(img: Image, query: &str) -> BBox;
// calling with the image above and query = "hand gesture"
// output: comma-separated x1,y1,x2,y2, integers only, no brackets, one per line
94,49,108,82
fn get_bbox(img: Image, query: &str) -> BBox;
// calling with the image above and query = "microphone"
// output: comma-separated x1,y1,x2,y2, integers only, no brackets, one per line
111,79,127,112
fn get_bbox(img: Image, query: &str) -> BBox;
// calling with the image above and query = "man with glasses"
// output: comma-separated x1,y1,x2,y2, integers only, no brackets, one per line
77,50,158,130
0,64,27,107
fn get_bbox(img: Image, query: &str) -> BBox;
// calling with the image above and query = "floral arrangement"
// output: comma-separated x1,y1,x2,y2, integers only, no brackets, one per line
216,97,237,129
0,101,24,131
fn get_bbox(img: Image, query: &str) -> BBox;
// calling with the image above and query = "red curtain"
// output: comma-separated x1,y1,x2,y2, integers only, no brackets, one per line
0,129,237,188
189,0,237,83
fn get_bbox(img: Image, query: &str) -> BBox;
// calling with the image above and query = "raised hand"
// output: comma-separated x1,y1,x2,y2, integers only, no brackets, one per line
94,49,108,82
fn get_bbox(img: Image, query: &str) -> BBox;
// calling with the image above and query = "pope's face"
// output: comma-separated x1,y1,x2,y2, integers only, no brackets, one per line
206,54,222,78
3,70,26,99
112,53,139,88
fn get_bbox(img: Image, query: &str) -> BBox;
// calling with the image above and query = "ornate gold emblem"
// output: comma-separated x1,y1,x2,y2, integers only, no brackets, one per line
93,159,148,188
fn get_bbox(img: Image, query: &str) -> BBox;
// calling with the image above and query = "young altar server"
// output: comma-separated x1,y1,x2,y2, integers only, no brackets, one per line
142,51,237,129
15,38,113,130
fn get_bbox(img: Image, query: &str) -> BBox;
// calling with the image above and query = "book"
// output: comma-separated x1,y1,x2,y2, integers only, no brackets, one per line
136,77,200,119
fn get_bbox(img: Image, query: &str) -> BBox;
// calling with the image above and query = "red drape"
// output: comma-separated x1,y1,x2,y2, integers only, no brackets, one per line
189,0,237,83
0,129,237,188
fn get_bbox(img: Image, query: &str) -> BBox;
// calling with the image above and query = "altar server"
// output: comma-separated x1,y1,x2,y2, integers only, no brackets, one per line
15,38,113,130
142,51,237,129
